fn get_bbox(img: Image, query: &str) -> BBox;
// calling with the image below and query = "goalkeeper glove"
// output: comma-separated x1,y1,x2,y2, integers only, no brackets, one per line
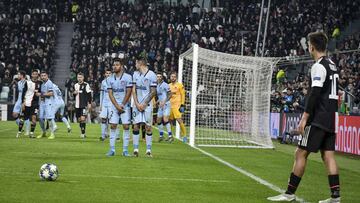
179,104,185,113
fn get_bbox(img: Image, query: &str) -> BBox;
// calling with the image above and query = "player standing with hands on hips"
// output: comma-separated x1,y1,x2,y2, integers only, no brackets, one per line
267,32,341,203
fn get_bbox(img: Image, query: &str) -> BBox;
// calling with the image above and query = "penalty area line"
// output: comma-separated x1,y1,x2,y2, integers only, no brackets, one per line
155,126,307,202
194,146,307,203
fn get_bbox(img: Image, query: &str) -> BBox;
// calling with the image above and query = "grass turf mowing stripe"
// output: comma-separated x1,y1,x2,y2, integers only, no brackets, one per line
194,146,307,203
0,170,231,183
158,126,307,203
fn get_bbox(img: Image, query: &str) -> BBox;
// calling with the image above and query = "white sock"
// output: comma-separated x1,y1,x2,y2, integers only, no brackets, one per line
165,122,172,137
146,133,152,151
62,117,70,128
50,119,57,132
133,133,139,150
101,122,107,138
115,127,119,139
158,123,164,137
123,129,130,152
39,119,45,132
25,119,30,133
109,128,116,152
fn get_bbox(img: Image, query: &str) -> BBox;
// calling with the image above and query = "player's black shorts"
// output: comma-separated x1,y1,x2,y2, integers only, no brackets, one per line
298,125,336,152
23,106,39,119
76,108,87,118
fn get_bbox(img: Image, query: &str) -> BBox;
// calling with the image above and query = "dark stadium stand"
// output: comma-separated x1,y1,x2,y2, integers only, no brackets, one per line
0,0,57,101
0,0,359,113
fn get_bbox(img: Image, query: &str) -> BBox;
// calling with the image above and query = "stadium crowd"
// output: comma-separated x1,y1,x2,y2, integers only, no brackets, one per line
67,0,360,110
0,0,359,115
271,33,360,114
0,0,57,101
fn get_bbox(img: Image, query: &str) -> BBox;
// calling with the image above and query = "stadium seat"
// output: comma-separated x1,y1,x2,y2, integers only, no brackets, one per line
0,91,8,101
2,86,10,93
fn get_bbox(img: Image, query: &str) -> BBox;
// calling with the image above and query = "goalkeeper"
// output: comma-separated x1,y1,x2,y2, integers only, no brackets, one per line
169,72,187,142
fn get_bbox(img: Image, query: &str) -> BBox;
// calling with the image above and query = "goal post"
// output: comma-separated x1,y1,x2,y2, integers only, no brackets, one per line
178,44,279,148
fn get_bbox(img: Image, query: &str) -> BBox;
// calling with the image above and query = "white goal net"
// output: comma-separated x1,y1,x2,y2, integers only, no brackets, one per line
178,44,278,148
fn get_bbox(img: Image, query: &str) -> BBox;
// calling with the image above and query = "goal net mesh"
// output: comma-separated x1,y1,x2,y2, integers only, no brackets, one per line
179,45,278,148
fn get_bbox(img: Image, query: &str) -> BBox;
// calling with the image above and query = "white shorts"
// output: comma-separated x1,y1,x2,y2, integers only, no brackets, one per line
133,105,153,126
13,100,22,114
108,105,131,125
157,102,171,117
39,102,55,119
99,105,111,119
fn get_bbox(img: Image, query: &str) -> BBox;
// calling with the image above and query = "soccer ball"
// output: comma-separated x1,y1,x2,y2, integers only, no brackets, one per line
39,163,59,181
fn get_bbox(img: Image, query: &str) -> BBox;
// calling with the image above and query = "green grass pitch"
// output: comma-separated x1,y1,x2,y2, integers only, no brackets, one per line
0,121,359,202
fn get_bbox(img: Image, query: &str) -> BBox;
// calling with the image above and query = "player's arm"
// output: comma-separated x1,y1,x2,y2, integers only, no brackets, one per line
179,83,185,112
143,75,157,106
179,83,185,105
41,82,54,98
21,82,28,104
165,85,172,102
165,91,172,102
298,63,326,134
99,85,104,108
85,83,93,109
132,84,140,107
121,86,132,107
108,88,121,111
41,90,53,98
21,82,28,110
159,89,172,108
73,84,79,95
143,86,157,105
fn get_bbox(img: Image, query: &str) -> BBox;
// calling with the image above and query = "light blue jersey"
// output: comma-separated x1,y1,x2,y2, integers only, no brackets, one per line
132,69,157,125
39,79,55,119
157,81,171,117
13,79,26,113
100,79,111,107
106,72,133,105
53,84,64,104
157,81,171,105
40,79,54,104
16,79,26,103
52,84,66,116
133,70,157,105
106,72,132,125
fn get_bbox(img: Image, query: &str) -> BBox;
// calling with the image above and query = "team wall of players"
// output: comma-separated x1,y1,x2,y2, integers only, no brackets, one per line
12,57,186,157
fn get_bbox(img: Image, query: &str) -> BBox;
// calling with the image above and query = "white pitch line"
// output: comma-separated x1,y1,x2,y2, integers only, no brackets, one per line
66,173,231,183
0,128,13,133
194,147,306,202
0,170,230,183
154,127,306,202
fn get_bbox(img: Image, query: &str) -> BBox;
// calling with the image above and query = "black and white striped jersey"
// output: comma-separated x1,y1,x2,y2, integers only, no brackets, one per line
307,56,339,133
22,80,42,107
74,82,92,108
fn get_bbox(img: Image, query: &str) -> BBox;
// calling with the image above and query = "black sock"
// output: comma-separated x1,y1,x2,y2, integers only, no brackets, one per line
18,119,24,132
31,123,36,132
285,173,302,195
80,122,86,134
328,175,340,198
141,125,146,139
